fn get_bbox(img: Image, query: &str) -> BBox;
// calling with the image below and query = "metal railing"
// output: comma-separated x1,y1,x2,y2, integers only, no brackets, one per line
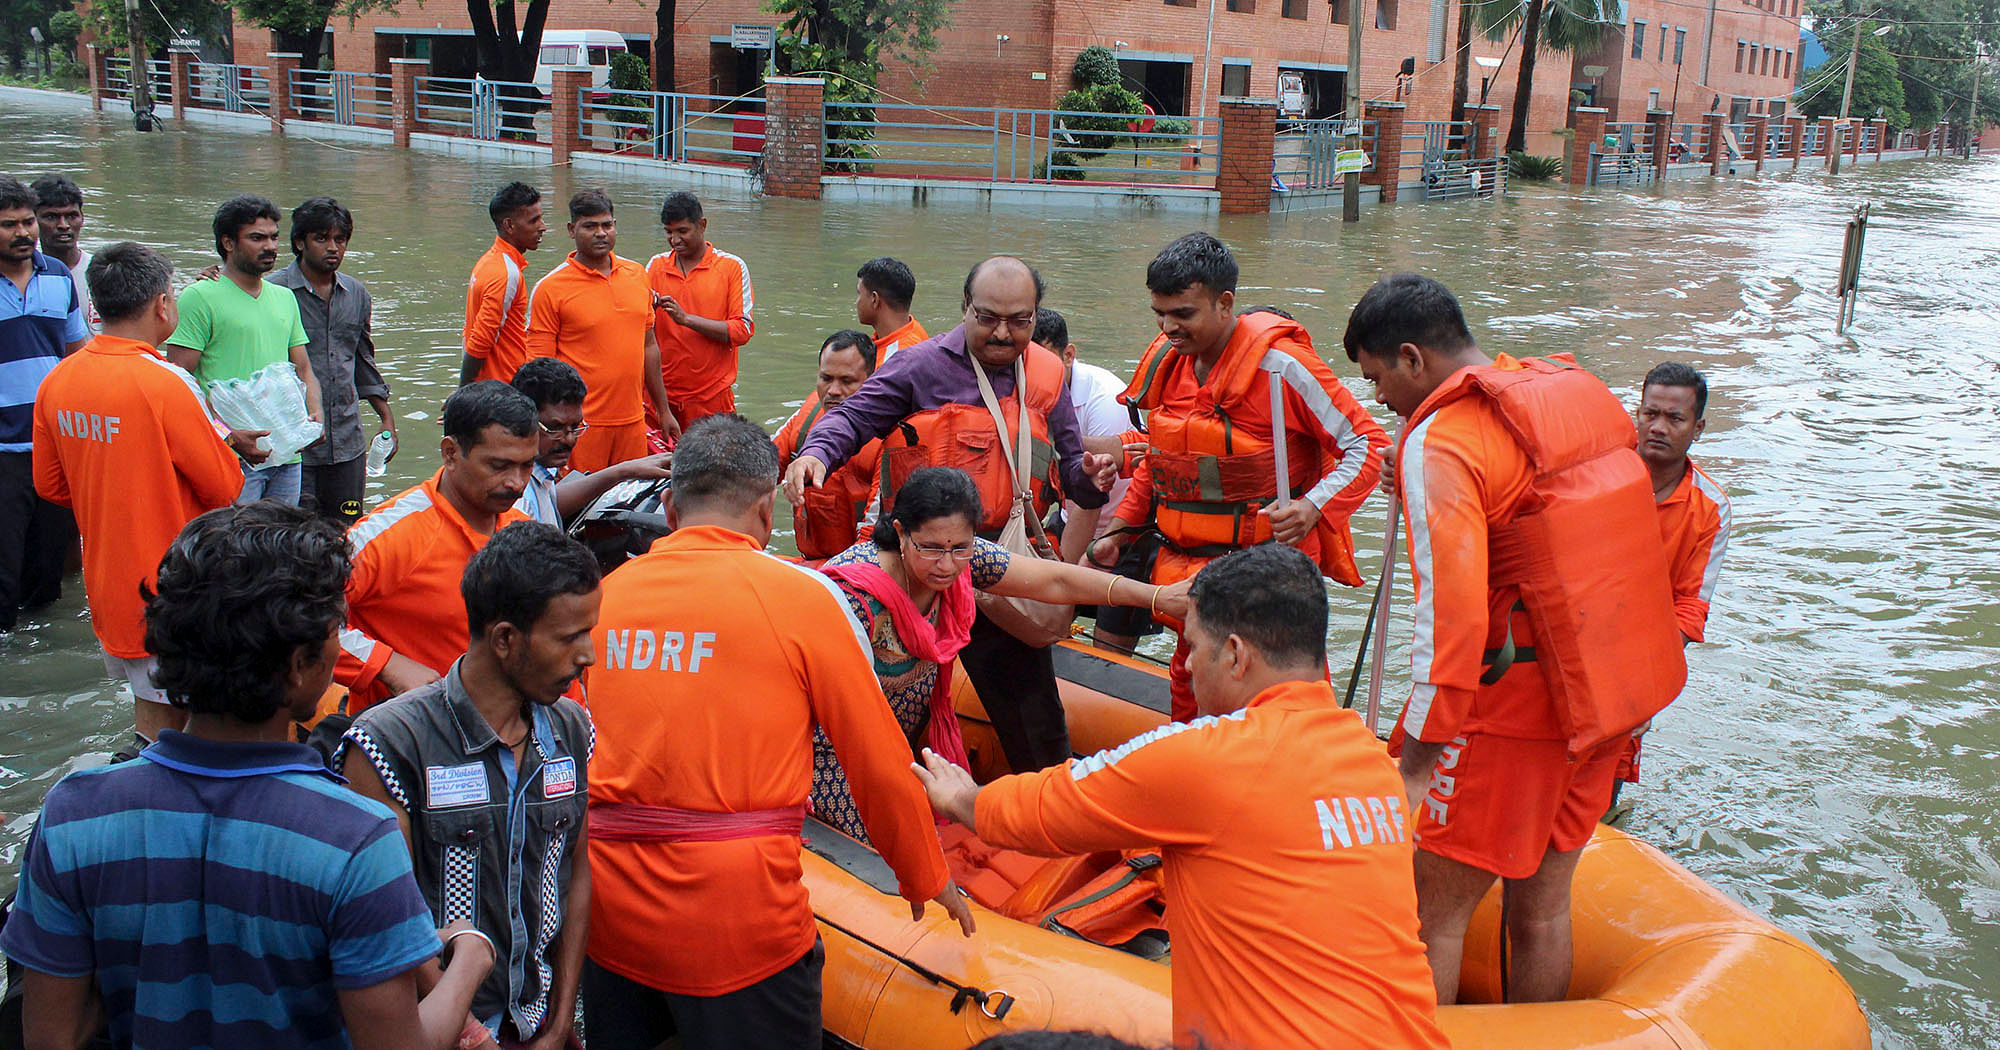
145,59,169,100
821,103,1221,186
1425,154,1507,201
1802,123,1824,155
1769,123,1793,156
190,63,270,113
291,69,393,127
104,56,132,99
415,76,549,142
1273,118,1378,190
578,90,765,166
1858,124,1878,153
1588,148,1655,186
1602,121,1655,157
1400,121,1471,188
1664,122,1710,163
1725,122,1753,160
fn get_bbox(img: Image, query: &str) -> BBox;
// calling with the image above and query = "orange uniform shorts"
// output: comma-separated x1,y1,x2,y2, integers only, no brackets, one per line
570,419,649,474
663,388,737,430
1410,732,1625,880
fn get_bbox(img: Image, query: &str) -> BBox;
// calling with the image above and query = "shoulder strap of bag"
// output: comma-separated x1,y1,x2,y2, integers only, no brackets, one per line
972,358,1056,549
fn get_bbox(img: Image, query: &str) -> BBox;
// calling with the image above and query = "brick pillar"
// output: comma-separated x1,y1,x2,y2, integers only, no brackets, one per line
1705,111,1727,175
169,49,195,114
1217,97,1276,214
1566,106,1605,186
551,66,589,165
1748,114,1769,172
762,77,825,201
389,58,427,148
1646,109,1672,179
1785,116,1806,167
1871,118,1886,160
86,45,107,109
1467,103,1502,160
1819,116,1838,158
1364,100,1406,202
266,52,299,129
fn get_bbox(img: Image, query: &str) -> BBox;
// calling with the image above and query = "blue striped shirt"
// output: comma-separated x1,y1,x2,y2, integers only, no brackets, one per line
0,252,89,452
1,731,440,1050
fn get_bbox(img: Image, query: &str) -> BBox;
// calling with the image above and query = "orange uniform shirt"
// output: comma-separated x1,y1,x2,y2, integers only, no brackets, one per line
336,471,527,710
1656,458,1731,642
874,316,928,359
527,252,653,428
584,526,947,996
976,680,1449,1050
1396,355,1566,743
463,236,530,383
30,336,242,657
647,243,753,423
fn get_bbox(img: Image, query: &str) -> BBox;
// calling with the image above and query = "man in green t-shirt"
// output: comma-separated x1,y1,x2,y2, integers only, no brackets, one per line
166,196,323,506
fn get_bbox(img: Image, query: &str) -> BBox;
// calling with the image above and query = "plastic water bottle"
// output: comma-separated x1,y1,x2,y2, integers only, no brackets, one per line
366,430,397,478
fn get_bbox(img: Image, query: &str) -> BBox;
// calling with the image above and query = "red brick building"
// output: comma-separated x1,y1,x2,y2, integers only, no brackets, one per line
230,0,1581,155
1574,0,1807,124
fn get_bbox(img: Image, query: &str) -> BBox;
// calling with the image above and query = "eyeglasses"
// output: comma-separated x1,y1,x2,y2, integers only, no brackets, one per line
969,308,1037,332
539,421,591,438
907,542,977,561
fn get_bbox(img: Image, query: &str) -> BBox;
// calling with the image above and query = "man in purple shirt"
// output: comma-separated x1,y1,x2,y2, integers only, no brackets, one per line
783,256,1116,773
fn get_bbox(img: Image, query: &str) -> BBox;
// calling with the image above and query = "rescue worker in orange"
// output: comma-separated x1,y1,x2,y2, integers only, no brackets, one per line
526,190,676,473
773,330,879,562
337,381,537,711
914,544,1450,1050
646,192,753,428
583,414,972,1050
783,256,1121,775
1342,273,1685,1005
1089,233,1388,722
1615,361,1732,803
458,181,546,385
31,243,245,744
855,257,926,358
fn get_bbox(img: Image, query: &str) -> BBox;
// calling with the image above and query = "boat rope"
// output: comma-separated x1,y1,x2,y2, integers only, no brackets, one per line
813,912,1016,1021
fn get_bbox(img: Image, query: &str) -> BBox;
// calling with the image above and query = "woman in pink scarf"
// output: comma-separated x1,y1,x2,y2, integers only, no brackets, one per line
813,468,1188,844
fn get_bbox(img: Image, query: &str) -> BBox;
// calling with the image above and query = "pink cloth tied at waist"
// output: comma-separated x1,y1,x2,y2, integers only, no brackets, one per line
589,801,806,843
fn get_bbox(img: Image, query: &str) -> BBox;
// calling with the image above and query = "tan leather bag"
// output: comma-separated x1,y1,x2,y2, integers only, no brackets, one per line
970,357,1075,648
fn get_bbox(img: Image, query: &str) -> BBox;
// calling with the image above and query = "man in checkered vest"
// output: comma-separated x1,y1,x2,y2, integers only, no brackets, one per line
339,522,600,1050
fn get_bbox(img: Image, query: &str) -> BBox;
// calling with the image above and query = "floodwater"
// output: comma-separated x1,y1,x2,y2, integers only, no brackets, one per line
2,93,1996,1047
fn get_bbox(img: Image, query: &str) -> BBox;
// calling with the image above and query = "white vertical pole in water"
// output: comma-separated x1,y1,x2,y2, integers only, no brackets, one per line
1366,429,1403,735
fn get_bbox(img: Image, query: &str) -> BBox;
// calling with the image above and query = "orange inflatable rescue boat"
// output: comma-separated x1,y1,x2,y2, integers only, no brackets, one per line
805,642,1870,1049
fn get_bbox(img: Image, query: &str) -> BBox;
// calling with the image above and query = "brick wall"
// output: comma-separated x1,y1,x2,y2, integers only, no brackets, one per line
1576,0,1805,124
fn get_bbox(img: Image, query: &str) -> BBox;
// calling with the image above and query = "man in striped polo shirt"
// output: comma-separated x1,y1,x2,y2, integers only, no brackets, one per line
0,176,88,633
1,501,492,1050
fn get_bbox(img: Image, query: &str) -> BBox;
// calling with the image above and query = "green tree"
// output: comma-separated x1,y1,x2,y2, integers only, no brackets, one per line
79,0,229,56
767,0,957,166
1473,0,1614,153
1801,29,1908,127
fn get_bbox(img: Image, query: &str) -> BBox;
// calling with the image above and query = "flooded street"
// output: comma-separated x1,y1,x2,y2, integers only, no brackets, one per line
2,92,1996,1046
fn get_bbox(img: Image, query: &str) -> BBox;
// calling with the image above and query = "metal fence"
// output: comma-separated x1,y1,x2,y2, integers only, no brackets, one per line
103,57,131,99
1589,148,1655,186
1769,122,1793,156
190,63,270,113
291,69,393,127
1426,155,1507,200
1664,122,1710,163
578,90,765,166
415,76,549,142
1602,121,1655,157
1400,121,1471,190
1858,123,1878,153
821,103,1220,186
1725,123,1753,160
1801,123,1824,155
1273,118,1378,190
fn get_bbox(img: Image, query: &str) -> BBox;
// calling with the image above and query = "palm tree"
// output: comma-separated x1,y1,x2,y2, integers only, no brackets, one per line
1466,0,1613,153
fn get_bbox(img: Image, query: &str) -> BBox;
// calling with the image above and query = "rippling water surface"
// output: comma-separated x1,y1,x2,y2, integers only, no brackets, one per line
2,93,1995,1047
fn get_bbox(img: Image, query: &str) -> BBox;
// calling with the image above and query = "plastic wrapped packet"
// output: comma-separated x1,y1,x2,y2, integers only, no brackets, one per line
206,362,322,464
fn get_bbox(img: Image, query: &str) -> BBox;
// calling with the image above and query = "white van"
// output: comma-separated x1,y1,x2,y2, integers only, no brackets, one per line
533,30,628,98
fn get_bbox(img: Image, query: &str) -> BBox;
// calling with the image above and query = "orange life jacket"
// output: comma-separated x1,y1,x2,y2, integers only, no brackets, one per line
779,393,874,560
878,344,1066,535
1123,311,1362,585
1411,354,1687,755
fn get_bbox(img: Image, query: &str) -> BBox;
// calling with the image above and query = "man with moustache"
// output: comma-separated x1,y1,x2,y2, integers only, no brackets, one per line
166,195,324,506
509,356,672,528
336,382,538,712
783,256,1119,774
30,175,96,333
0,176,88,633
526,190,676,473
269,197,395,525
342,523,602,1050
773,330,879,561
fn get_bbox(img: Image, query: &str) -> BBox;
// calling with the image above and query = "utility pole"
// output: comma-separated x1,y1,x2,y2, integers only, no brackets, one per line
1198,0,1219,124
1831,22,1863,173
1342,0,1363,221
1967,46,1983,160
123,0,157,132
